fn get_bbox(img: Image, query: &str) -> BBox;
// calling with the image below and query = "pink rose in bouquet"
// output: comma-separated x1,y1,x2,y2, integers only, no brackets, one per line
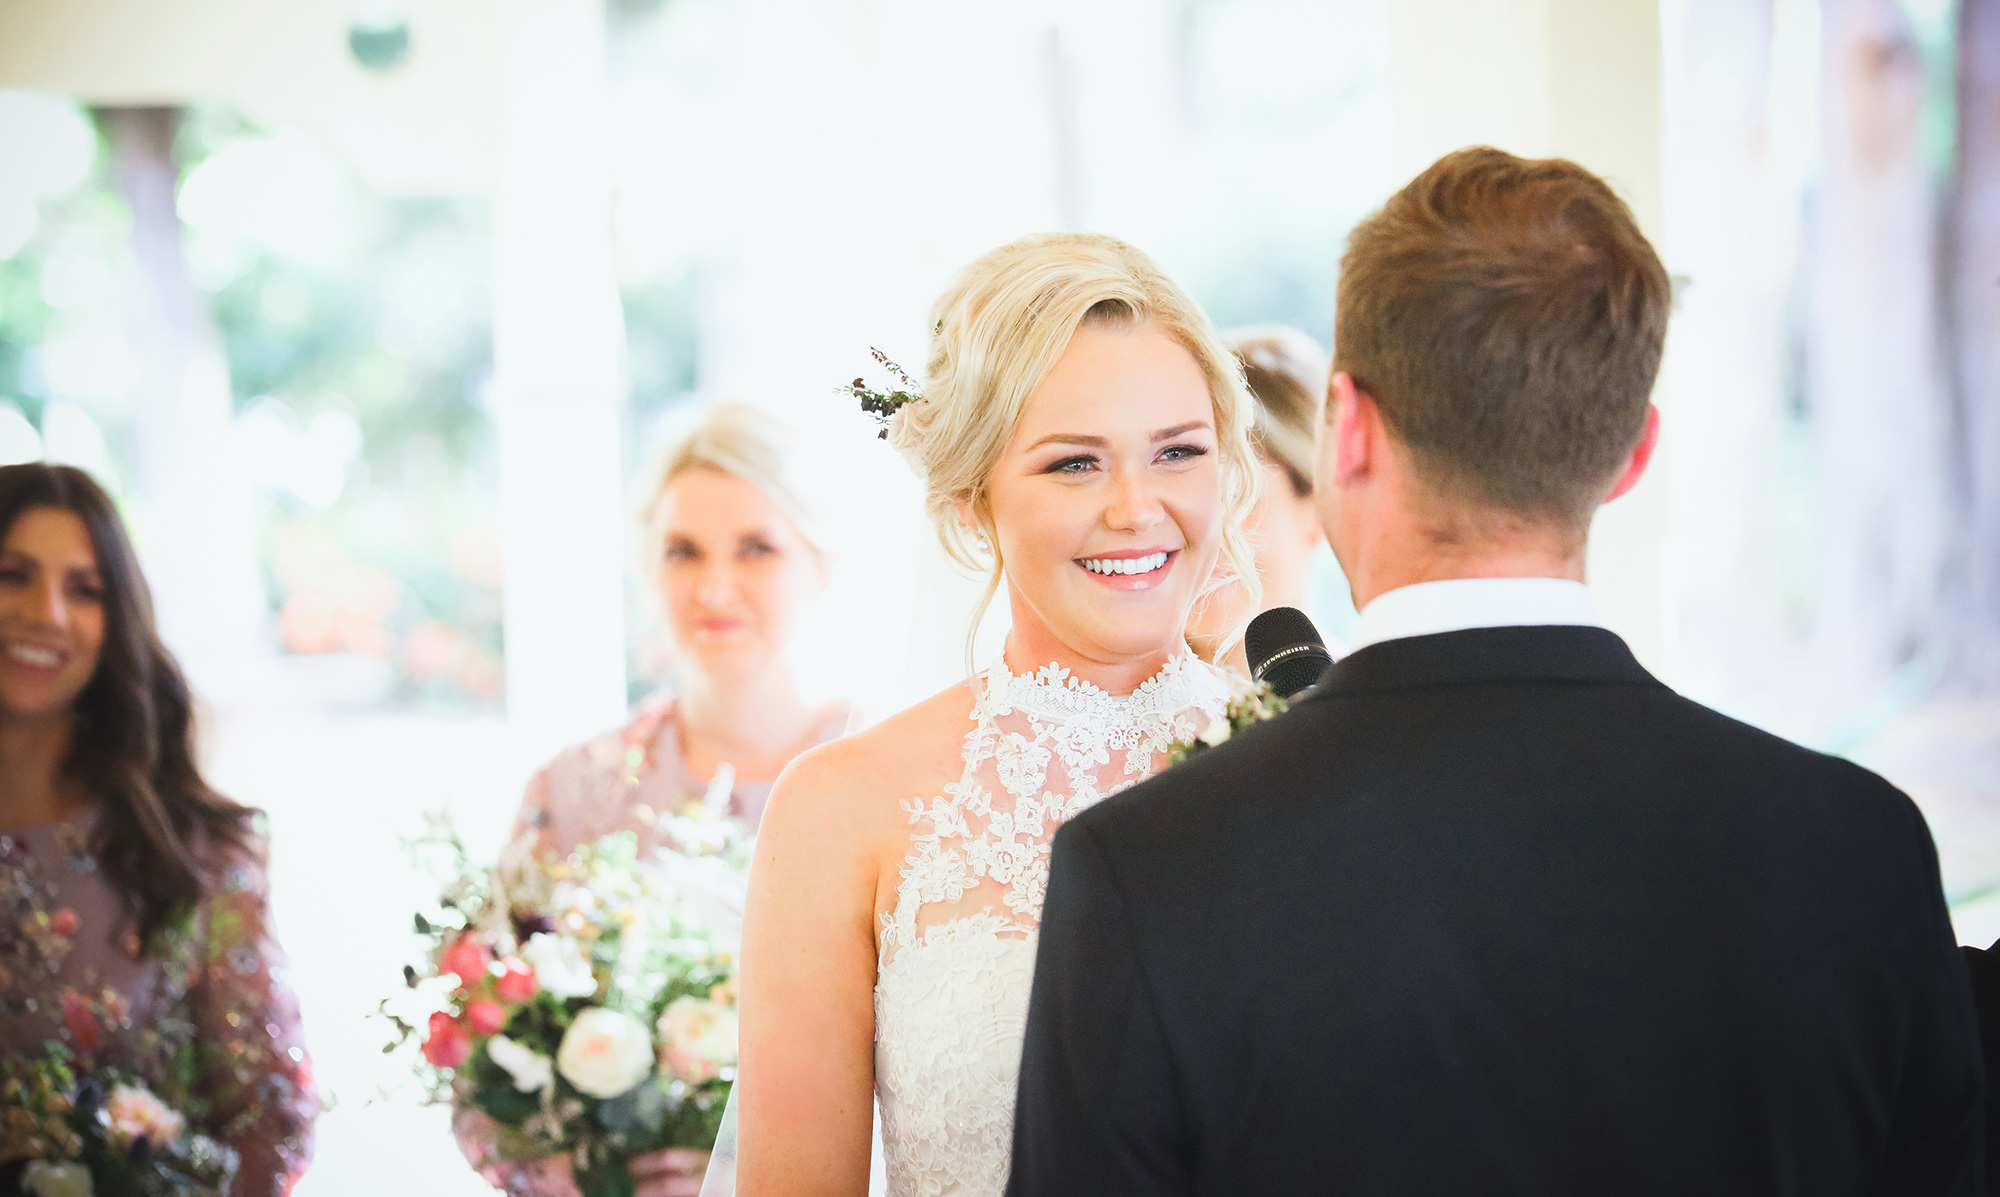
60,989,101,1053
495,956,538,1004
422,1011,472,1068
439,935,491,992
466,999,507,1037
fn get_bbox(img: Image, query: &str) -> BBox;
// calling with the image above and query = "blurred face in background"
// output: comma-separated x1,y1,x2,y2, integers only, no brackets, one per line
982,319,1223,668
1186,457,1323,650
652,467,828,681
0,507,106,723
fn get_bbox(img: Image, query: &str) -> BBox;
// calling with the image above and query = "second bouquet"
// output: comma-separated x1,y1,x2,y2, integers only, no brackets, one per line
385,826,740,1197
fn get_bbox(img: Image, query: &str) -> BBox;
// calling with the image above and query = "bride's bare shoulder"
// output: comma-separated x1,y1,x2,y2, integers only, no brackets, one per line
763,680,976,836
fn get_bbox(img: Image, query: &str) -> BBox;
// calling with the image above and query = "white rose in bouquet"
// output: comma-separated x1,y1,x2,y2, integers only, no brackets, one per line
656,995,738,1085
21,1162,93,1197
521,931,599,999
556,1008,654,1099
488,1033,555,1093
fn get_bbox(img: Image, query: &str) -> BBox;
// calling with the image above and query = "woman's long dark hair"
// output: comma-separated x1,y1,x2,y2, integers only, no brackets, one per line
0,463,251,944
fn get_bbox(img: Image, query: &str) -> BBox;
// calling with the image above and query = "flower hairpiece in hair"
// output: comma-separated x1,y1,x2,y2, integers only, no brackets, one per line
839,348,923,440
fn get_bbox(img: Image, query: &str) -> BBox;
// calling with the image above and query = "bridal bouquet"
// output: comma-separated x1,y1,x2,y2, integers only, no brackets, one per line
0,1046,240,1197
382,825,739,1197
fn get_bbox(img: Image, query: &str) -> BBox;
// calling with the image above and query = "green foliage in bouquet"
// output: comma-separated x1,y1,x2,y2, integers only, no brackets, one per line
381,822,741,1197
0,1045,240,1197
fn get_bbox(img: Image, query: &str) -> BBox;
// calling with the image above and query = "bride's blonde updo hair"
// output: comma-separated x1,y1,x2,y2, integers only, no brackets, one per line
888,231,1261,659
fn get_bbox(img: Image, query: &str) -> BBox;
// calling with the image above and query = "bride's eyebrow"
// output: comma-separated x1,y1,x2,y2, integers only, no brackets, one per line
1024,433,1108,451
1023,421,1212,453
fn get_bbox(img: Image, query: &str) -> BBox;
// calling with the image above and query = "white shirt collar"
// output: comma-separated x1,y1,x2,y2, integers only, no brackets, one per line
1351,577,1601,651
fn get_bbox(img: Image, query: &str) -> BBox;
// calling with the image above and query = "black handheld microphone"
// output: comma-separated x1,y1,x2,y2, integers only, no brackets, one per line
1245,607,1332,699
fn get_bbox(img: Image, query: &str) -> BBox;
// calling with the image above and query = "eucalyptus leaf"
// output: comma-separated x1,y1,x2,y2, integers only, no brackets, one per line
598,1078,668,1135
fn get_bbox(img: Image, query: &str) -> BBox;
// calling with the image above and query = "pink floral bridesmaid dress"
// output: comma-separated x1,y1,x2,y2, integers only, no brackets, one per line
510,695,854,858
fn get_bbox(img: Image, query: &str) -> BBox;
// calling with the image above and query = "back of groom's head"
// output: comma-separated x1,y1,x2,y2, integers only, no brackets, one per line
1335,147,1670,531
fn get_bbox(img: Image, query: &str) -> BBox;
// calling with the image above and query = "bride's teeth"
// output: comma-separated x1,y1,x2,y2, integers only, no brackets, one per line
1081,552,1168,576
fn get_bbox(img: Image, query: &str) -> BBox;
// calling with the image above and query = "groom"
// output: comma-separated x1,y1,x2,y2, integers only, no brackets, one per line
1007,147,1984,1194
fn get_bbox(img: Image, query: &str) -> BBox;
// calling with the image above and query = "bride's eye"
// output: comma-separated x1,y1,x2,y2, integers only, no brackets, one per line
1044,454,1098,475
1158,443,1209,464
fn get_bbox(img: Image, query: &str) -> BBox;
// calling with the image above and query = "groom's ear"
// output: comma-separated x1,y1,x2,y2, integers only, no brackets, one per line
1603,404,1660,504
1325,372,1377,488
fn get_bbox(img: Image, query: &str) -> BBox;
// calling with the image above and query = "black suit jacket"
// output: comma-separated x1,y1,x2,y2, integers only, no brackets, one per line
1958,942,2000,1192
1008,626,1983,1196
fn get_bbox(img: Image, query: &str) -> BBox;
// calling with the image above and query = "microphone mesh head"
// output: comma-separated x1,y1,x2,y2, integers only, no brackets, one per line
1246,606,1323,668
1245,606,1331,697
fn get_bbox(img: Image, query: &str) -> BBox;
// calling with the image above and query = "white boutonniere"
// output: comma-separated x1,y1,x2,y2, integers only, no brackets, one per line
1168,682,1288,766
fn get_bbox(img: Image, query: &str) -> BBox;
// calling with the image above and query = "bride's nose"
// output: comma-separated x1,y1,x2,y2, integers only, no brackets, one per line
1102,468,1166,533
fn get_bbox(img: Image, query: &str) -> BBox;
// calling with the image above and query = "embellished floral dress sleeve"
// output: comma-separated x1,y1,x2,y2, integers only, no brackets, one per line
190,833,318,1196
0,811,315,1196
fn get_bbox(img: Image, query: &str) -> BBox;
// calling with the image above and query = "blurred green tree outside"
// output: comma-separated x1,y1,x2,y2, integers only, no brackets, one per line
0,89,711,711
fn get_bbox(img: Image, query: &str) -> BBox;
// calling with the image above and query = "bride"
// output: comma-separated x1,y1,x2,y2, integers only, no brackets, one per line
735,232,1261,1196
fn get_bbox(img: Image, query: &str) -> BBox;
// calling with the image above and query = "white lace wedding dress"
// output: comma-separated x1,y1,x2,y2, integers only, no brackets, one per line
872,654,1230,1197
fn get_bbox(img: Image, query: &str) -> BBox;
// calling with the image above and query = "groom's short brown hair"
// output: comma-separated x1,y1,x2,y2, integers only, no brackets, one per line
1334,147,1670,527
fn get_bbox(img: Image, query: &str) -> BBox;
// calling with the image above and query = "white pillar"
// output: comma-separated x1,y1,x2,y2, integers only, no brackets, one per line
492,0,628,769
1388,0,1669,672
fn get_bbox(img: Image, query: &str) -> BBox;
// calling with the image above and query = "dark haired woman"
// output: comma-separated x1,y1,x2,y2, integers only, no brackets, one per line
0,464,315,1193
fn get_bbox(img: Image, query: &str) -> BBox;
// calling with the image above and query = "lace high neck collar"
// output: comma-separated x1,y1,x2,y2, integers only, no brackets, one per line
976,653,1228,727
